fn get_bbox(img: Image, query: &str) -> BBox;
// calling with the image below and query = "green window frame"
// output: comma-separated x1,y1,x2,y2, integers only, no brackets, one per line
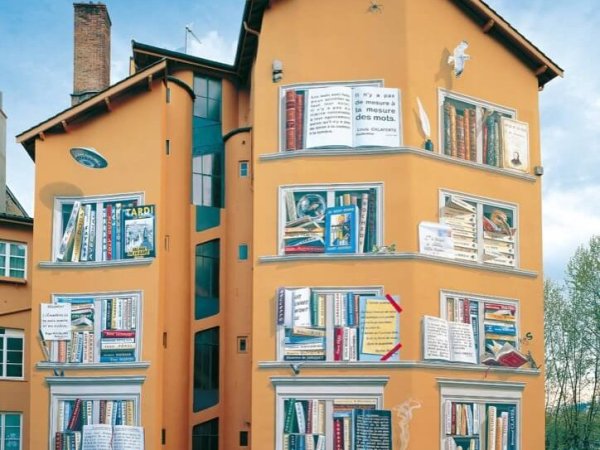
192,418,218,450
195,240,220,320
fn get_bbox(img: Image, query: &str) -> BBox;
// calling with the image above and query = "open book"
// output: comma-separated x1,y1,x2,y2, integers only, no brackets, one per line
423,316,477,364
285,85,401,150
482,341,528,368
82,424,144,450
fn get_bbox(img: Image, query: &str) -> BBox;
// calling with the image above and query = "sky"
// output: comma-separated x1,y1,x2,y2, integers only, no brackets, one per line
0,0,596,281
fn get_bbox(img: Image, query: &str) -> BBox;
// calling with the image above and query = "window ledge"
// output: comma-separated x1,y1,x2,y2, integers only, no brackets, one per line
45,375,146,386
259,252,537,278
0,276,26,285
39,258,154,269
259,360,540,375
37,361,150,370
260,146,537,182
0,377,25,382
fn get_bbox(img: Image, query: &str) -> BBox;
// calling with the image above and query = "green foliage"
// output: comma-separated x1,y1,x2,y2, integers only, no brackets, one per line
545,236,600,449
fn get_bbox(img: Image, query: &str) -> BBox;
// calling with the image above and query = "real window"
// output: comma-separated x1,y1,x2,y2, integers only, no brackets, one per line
0,329,24,380
195,240,220,320
0,412,22,450
194,327,219,412
438,379,523,450
49,292,142,365
438,89,516,168
272,376,389,450
276,287,403,362
239,161,249,177
439,191,518,267
238,244,248,261
279,80,404,152
52,193,146,263
193,75,224,218
192,418,218,450
440,292,520,365
279,183,382,255
0,241,27,279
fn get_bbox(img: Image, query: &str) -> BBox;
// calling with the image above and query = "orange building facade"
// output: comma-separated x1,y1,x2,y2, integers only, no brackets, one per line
16,1,562,449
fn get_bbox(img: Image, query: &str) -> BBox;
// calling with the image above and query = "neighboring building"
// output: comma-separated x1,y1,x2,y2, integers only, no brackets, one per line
0,94,33,450
16,1,562,449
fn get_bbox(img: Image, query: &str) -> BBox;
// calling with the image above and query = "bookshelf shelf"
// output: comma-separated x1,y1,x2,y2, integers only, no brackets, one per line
39,259,154,269
37,362,151,370
259,252,538,278
258,360,541,375
259,146,537,182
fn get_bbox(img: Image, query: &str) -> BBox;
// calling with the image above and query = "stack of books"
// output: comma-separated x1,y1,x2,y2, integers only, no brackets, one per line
441,196,477,262
100,297,137,363
51,302,95,364
283,398,326,450
482,209,515,267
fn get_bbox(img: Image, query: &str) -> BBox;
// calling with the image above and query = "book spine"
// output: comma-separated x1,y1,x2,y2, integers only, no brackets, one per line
101,330,136,338
449,103,457,157
284,399,296,434
285,90,297,151
468,109,477,161
295,401,306,434
88,208,96,261
102,207,107,261
80,204,91,262
70,208,86,262
464,109,471,161
296,91,305,150
444,103,452,156
456,114,465,159
334,327,343,361
56,202,81,261
67,398,82,431
333,417,343,450
358,193,369,253
487,406,497,450
366,188,377,252
106,204,113,260
115,203,122,260
277,288,286,326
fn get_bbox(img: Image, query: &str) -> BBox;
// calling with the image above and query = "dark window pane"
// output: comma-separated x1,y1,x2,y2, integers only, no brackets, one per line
192,418,218,450
207,99,220,121
196,206,220,232
195,240,220,319
194,77,208,98
207,79,221,100
7,364,22,377
7,338,22,351
194,98,208,118
193,328,219,411
7,350,22,364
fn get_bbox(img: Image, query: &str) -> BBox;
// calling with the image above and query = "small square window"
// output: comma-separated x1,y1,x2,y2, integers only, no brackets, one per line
238,244,248,261
237,336,248,353
240,431,249,446
239,161,249,177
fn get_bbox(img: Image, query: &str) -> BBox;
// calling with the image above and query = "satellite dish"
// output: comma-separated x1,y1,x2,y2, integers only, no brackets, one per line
69,147,108,169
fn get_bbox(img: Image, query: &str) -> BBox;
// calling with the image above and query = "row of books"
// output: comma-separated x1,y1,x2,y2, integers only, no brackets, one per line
51,302,95,363
50,297,138,364
482,208,515,267
57,399,136,435
443,100,504,167
444,401,479,437
277,288,401,362
283,189,377,255
57,201,156,262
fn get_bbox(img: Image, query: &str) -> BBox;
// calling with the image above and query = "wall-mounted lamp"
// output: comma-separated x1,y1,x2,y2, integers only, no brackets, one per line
534,165,544,176
70,147,109,169
272,59,283,83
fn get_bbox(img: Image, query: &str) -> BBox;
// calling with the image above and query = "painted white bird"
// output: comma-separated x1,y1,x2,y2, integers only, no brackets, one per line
448,40,470,77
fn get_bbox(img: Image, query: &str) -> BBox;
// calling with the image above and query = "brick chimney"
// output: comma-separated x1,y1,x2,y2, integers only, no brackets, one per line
71,2,111,105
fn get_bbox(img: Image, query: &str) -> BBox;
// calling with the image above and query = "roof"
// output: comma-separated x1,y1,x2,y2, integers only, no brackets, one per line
16,59,168,160
450,0,563,86
5,186,29,218
132,0,270,84
17,0,561,158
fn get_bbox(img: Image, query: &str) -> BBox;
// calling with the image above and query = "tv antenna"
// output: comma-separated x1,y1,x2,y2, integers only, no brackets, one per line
184,24,202,54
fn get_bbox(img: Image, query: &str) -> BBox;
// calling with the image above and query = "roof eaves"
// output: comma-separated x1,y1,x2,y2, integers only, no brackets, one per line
450,0,563,87
16,59,169,160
